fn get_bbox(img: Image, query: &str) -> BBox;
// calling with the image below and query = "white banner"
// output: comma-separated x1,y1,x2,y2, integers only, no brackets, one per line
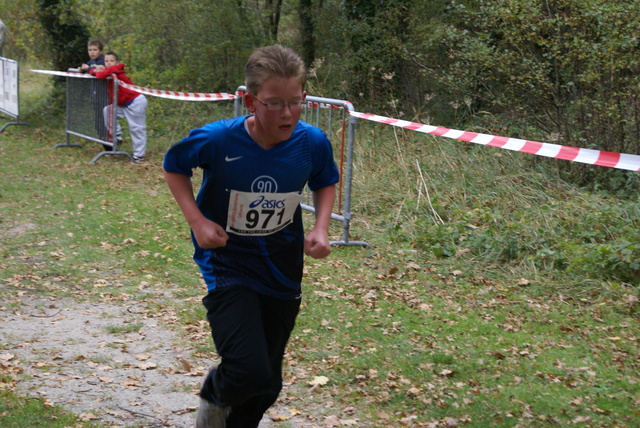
0,57,19,117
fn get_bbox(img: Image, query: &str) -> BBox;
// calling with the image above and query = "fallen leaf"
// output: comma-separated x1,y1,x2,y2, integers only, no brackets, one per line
138,362,157,370
270,414,292,422
570,397,584,406
378,410,390,420
324,415,341,427
288,408,302,416
445,417,459,427
78,413,99,421
407,386,421,395
180,359,193,372
363,290,377,300
309,375,329,386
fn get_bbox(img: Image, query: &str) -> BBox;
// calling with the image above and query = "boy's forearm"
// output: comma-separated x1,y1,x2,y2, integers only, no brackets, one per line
311,185,336,232
163,169,205,226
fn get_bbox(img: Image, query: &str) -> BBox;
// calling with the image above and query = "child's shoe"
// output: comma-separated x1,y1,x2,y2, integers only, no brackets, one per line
194,397,230,427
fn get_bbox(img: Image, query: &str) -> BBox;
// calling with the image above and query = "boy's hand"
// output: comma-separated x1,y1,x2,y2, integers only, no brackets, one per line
191,217,229,249
79,64,88,71
95,65,105,71
304,229,331,259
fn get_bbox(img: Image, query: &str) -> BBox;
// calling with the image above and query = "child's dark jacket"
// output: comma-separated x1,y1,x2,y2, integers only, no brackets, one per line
81,54,104,73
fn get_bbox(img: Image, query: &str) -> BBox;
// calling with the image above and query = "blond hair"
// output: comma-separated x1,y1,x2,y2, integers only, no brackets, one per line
245,45,306,95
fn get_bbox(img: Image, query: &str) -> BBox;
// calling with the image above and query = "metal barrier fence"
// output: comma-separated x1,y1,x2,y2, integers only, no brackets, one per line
0,56,28,133
55,72,133,163
234,86,367,247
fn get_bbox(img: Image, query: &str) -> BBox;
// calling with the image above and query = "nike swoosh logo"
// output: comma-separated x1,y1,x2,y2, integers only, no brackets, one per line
225,156,243,162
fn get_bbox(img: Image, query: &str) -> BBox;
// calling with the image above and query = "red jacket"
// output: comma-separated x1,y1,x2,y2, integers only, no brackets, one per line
90,63,140,107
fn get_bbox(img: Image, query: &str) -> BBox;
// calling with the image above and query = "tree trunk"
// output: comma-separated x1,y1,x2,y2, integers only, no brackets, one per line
38,0,90,72
298,0,315,69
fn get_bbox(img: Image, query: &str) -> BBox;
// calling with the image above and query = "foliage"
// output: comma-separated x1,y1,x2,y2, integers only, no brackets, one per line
337,0,418,113
414,196,640,284
297,0,316,68
0,0,50,62
70,0,273,92
435,0,640,189
37,0,90,72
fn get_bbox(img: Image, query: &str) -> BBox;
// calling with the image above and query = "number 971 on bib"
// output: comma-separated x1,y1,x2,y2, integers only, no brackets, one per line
227,190,303,236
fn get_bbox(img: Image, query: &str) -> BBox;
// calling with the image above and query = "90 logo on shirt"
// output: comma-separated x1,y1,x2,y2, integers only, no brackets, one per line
251,176,278,193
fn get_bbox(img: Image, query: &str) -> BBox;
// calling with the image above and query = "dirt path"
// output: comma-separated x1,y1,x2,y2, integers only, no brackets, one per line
0,296,316,428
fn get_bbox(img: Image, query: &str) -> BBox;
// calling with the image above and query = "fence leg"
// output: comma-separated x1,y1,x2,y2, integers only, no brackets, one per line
54,132,83,149
91,150,134,164
0,120,29,133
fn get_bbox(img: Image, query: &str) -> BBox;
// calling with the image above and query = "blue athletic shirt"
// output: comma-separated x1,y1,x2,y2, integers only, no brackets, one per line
163,116,340,300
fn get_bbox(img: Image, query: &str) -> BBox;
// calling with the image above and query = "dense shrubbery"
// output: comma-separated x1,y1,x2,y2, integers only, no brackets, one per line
414,199,640,284
346,124,639,286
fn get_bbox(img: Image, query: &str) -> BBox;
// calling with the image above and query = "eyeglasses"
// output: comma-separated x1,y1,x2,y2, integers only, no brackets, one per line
253,96,304,111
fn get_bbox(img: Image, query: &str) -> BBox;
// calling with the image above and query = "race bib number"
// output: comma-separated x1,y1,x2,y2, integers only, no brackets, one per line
227,190,303,236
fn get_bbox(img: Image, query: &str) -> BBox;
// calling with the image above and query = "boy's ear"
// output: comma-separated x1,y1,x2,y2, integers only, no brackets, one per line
244,92,256,113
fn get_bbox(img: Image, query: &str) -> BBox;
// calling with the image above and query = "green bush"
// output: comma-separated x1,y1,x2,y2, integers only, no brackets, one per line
414,192,640,284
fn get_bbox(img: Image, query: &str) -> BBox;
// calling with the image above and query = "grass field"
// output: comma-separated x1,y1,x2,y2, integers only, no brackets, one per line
1,68,638,427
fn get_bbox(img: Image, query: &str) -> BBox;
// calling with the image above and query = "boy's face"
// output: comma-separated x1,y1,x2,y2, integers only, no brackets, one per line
104,55,118,67
88,45,102,60
248,77,305,147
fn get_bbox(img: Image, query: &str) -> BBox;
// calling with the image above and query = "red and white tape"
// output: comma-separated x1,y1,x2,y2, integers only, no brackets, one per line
350,112,640,172
30,70,236,101
118,82,235,101
30,69,95,78
29,69,640,170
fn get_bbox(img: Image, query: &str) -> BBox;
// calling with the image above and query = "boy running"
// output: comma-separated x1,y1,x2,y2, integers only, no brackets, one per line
163,44,339,428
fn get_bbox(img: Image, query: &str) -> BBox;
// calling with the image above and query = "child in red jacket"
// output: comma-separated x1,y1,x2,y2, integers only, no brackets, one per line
91,51,148,162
